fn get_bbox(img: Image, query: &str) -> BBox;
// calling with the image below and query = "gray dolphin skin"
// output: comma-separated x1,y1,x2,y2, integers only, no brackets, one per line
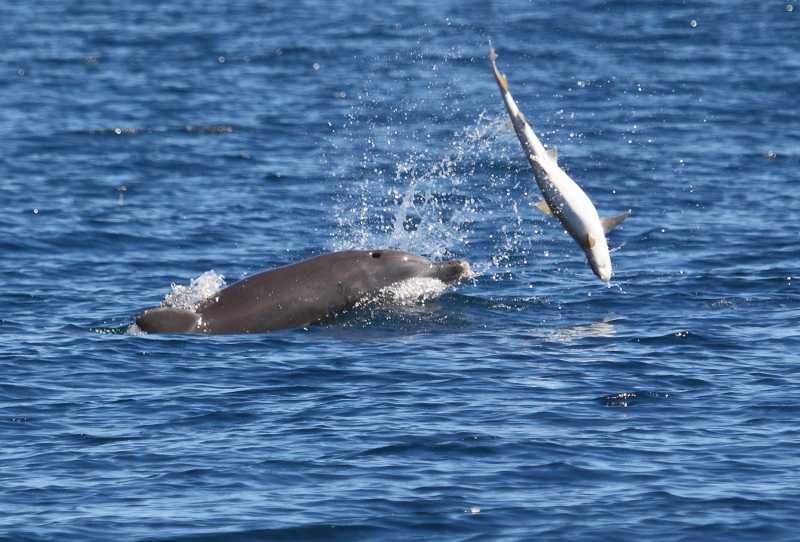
489,48,630,283
135,250,471,334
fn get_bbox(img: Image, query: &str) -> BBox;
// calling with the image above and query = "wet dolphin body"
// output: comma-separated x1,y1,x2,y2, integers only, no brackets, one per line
489,48,630,283
135,250,471,334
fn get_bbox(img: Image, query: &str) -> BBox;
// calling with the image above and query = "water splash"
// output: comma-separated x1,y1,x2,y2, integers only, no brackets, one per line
600,391,671,408
125,323,146,336
123,271,226,335
162,271,226,311
330,110,539,280
355,277,450,308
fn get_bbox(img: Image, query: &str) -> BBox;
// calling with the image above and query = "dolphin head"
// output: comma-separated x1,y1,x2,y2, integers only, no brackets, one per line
366,250,472,285
430,259,473,285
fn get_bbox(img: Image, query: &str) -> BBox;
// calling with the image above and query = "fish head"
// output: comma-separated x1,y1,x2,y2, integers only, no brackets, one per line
582,232,613,284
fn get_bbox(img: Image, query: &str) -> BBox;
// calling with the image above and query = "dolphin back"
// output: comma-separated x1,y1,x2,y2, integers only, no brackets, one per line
134,250,472,334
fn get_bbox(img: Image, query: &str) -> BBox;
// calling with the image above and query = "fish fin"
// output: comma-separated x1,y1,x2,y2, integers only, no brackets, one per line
546,146,558,164
601,209,632,233
136,307,200,334
534,199,554,216
500,73,510,92
585,234,596,249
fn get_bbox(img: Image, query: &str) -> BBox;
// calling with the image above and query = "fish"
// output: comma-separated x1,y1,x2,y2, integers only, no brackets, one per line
489,48,630,283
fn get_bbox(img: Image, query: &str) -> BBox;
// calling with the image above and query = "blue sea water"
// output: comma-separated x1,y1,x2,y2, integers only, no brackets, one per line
2,1,800,540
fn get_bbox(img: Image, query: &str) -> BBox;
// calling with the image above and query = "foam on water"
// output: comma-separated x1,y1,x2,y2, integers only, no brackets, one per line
162,271,226,310
356,277,451,308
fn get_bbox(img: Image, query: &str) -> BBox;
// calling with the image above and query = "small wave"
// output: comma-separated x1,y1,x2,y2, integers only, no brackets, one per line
125,323,146,336
79,125,237,137
67,432,142,446
165,410,259,428
82,126,155,136
600,391,672,407
90,325,126,335
145,524,389,542
182,124,235,135
549,319,619,343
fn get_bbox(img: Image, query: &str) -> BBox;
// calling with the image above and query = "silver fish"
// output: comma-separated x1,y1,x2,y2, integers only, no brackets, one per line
489,48,630,283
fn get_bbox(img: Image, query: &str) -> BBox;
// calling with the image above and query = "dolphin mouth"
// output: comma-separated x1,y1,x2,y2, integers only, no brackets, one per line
433,260,472,285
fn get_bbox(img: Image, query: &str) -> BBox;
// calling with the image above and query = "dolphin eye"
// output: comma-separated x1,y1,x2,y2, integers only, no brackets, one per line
371,252,382,259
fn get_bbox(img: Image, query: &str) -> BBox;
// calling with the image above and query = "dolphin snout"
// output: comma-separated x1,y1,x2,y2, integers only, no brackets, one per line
434,260,472,284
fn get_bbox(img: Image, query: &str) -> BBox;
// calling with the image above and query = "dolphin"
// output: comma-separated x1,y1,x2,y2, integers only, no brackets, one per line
135,250,471,334
489,48,630,283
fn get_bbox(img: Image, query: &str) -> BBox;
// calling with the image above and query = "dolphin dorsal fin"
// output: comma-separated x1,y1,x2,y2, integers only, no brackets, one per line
534,199,554,216
546,146,558,164
601,209,632,234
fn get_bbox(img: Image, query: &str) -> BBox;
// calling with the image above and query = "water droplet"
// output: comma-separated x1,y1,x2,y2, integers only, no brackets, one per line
217,56,226,64
116,185,128,205
689,19,698,28
33,208,39,214
785,4,794,12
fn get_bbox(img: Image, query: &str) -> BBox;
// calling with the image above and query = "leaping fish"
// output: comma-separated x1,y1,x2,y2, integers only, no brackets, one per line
489,48,630,284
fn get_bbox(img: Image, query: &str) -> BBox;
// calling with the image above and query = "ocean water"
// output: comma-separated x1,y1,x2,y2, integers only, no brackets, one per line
3,1,800,540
